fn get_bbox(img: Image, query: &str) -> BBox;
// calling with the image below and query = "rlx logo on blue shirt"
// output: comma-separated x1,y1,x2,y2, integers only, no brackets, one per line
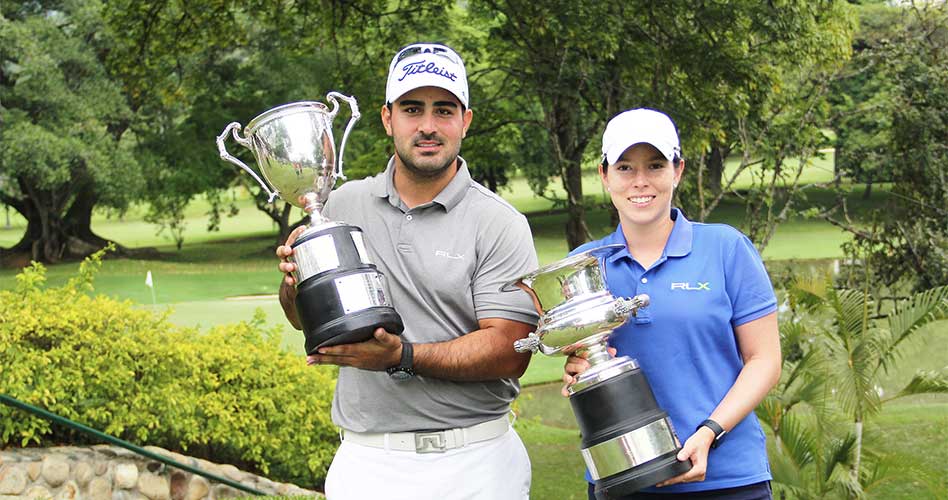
671,282,711,291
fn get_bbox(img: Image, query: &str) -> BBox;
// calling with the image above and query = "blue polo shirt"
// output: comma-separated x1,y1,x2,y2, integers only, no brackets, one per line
572,208,776,493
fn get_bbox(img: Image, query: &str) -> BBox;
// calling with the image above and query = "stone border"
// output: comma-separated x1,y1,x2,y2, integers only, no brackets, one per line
0,445,322,499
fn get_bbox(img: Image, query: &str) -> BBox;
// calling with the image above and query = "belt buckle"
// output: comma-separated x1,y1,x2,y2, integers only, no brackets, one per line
414,431,447,453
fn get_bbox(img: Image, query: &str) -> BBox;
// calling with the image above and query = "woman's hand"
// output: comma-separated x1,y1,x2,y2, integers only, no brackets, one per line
655,426,716,487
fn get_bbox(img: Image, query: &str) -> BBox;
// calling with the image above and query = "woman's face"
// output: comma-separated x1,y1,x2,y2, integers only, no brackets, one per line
600,143,683,230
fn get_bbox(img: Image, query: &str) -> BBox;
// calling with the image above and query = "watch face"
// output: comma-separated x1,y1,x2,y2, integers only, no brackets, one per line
389,369,412,381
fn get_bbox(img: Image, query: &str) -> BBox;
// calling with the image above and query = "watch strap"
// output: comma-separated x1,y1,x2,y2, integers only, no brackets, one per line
386,341,414,379
697,419,726,448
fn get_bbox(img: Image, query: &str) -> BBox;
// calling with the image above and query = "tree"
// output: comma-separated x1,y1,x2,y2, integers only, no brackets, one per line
470,0,855,251
758,272,948,498
139,1,458,246
667,1,854,251
826,2,948,291
790,275,948,488
829,3,903,200
0,0,251,263
0,2,141,263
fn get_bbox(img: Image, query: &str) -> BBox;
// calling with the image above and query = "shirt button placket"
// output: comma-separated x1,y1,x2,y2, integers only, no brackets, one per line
397,211,415,254
635,273,652,324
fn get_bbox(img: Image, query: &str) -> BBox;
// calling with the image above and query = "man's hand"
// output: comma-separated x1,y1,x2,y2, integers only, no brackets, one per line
306,328,402,371
277,225,307,287
560,347,616,396
277,226,307,329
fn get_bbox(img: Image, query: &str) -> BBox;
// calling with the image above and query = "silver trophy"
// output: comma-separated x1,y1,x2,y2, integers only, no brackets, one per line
506,245,690,499
217,94,403,353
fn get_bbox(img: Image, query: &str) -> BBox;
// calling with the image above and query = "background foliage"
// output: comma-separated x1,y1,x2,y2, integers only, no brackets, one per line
0,250,339,488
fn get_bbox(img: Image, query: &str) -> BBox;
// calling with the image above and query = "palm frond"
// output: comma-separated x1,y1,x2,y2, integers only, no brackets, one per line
879,285,948,372
824,338,881,417
776,413,816,468
769,449,810,499
756,396,783,434
823,433,856,482
770,481,811,500
788,272,831,312
830,289,871,344
888,370,948,401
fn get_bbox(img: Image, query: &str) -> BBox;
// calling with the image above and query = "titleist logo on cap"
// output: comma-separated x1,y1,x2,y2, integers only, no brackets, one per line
397,60,458,82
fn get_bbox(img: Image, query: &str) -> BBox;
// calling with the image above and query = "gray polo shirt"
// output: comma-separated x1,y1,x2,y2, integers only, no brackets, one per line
322,156,540,432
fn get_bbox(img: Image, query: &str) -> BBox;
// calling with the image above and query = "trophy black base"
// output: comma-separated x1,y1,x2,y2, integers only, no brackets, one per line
303,307,404,354
593,452,692,500
296,268,404,355
570,360,692,499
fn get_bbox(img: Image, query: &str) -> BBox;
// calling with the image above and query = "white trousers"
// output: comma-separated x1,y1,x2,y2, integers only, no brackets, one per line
324,428,531,500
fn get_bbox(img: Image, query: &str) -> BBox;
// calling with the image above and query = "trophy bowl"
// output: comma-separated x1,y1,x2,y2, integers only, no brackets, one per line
242,101,338,210
217,94,404,353
506,245,691,499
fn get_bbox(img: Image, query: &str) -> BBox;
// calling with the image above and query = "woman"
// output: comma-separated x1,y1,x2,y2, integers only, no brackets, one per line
565,108,782,499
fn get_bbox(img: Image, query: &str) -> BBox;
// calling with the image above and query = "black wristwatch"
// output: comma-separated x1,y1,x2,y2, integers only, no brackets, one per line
386,341,414,381
697,419,727,449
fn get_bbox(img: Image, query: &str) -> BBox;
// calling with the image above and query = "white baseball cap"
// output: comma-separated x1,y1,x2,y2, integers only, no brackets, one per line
386,43,469,109
601,109,680,165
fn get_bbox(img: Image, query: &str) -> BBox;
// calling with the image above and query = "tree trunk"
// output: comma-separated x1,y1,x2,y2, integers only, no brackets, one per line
1,181,124,266
563,157,590,250
563,161,590,250
852,417,863,482
862,180,872,200
64,189,111,248
706,145,726,197
254,197,304,247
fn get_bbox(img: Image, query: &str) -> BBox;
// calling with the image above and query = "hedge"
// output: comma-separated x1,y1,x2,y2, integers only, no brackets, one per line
0,251,338,489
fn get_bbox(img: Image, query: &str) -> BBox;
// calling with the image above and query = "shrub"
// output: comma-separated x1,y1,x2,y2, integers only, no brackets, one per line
0,251,338,489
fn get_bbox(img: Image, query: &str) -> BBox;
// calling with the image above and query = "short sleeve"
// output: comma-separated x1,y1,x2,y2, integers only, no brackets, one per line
471,211,540,325
725,234,778,326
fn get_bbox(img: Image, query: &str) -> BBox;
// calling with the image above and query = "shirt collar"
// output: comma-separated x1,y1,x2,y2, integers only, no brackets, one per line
370,156,470,212
605,207,694,263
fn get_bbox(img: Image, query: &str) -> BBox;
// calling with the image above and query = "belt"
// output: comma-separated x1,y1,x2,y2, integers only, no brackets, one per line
340,415,511,453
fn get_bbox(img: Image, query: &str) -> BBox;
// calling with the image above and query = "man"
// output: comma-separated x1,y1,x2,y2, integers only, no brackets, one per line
277,43,539,499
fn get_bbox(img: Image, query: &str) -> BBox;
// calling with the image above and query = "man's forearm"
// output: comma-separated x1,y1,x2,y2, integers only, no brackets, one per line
412,319,534,381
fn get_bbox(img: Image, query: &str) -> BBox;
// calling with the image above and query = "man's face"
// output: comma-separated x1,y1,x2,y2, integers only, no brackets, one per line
381,86,473,178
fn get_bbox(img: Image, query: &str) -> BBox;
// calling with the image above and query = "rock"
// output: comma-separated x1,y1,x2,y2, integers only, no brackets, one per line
89,477,112,500
184,476,209,500
114,463,139,490
138,472,170,500
95,461,109,476
54,481,78,500
41,456,70,487
24,485,53,499
169,471,188,500
27,462,42,481
74,462,94,486
211,484,240,499
0,465,27,495
218,464,244,482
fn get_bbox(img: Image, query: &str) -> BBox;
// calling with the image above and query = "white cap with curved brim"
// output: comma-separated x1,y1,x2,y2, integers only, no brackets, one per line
602,108,680,165
386,43,469,108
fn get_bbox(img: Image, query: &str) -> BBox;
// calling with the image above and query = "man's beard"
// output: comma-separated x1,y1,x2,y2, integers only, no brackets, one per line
395,133,459,179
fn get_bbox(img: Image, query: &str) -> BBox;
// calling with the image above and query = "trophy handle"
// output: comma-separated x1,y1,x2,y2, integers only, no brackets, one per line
614,294,650,317
216,122,279,203
326,92,361,182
